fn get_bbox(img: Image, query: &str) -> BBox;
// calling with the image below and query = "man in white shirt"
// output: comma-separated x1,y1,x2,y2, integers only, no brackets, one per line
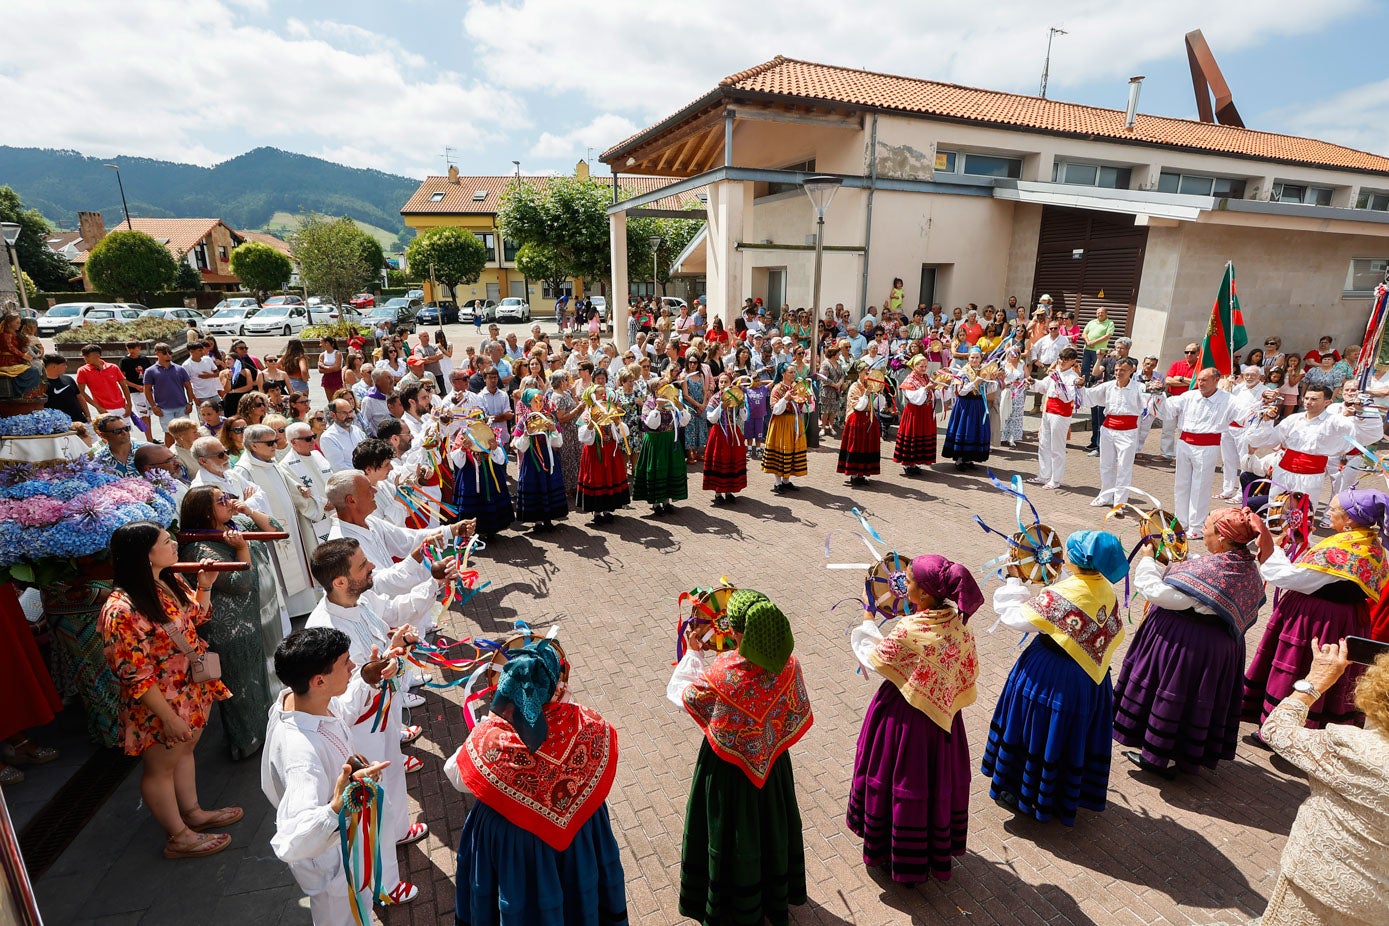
279,422,333,582
1028,348,1084,490
237,424,316,616
320,398,365,473
189,435,267,511
1080,357,1144,506
1220,366,1268,498
262,627,391,922
1158,368,1235,539
396,382,429,441
182,340,223,403
469,368,514,448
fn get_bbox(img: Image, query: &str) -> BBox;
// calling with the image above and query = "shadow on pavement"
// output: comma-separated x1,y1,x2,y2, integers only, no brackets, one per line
1142,751,1307,836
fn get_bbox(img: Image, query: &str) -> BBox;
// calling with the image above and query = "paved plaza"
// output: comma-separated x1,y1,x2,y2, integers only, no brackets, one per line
32,410,1305,926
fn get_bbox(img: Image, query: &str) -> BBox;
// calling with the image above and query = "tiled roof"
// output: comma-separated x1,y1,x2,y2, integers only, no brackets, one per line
46,231,87,262
605,56,1389,175
235,230,294,257
401,174,703,216
125,218,242,256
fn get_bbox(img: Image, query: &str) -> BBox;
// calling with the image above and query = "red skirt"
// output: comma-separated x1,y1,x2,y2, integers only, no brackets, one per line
0,583,62,742
893,402,937,466
576,439,630,513
837,409,882,476
703,422,748,493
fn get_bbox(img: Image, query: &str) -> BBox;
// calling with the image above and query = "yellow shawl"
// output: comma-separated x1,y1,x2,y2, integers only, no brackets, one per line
867,608,978,731
1294,526,1388,600
1020,574,1124,683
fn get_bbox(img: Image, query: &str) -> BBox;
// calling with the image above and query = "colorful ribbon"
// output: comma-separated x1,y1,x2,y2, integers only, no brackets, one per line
338,774,385,925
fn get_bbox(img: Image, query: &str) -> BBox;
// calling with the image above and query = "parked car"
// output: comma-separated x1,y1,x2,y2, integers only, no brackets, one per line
365,304,417,334
405,289,424,301
81,306,144,325
37,302,121,335
141,307,204,323
660,296,689,311
460,299,497,323
262,294,305,309
349,293,376,310
590,295,608,320
416,301,459,325
242,304,310,336
305,301,362,326
496,297,531,322
204,305,262,336
210,297,258,313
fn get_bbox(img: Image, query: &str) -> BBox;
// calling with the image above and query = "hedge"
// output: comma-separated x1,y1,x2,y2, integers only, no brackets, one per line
52,317,188,345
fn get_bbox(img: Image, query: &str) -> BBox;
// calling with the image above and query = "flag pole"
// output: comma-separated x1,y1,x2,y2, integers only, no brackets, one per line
1228,261,1234,375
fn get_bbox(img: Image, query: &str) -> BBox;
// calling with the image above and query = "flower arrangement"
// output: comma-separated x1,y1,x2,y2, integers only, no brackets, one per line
0,457,176,584
0,408,76,437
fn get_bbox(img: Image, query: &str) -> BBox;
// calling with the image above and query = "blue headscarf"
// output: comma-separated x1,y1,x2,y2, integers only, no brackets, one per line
774,362,792,383
491,640,562,752
1064,530,1128,585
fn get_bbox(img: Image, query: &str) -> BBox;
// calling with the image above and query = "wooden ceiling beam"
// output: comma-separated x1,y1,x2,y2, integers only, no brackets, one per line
614,107,726,176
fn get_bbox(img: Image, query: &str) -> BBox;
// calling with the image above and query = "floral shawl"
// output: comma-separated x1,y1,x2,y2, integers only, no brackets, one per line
455,701,617,851
1161,549,1265,637
867,609,978,731
683,651,813,787
1019,574,1124,683
1295,527,1388,600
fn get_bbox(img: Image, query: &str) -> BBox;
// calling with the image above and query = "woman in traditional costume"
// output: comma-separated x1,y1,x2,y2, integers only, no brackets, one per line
893,355,937,476
837,361,882,486
667,590,812,925
445,640,628,924
576,384,631,525
448,419,513,541
982,530,1128,824
703,372,748,505
941,348,993,471
511,388,568,533
1244,488,1389,728
1114,507,1269,777
764,363,810,494
633,377,690,515
847,555,981,882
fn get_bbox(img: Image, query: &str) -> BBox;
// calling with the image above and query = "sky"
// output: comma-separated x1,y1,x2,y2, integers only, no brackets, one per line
5,0,1389,180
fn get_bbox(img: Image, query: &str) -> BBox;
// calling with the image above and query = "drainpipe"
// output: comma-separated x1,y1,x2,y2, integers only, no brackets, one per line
857,113,878,316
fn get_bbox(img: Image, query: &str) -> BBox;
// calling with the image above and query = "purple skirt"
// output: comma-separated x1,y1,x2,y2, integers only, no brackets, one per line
846,680,969,882
1243,590,1368,728
1113,608,1245,772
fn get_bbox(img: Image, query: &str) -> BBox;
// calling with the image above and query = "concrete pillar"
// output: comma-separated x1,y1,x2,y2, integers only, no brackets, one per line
609,211,629,352
706,179,747,333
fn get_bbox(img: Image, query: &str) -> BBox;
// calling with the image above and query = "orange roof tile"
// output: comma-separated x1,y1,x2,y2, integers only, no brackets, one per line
401,174,703,216
235,230,294,257
125,218,243,256
604,56,1389,176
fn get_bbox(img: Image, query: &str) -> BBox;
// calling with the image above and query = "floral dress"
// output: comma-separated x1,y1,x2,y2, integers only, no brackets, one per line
819,358,846,432
618,381,648,461
684,375,710,452
547,389,582,496
99,579,231,757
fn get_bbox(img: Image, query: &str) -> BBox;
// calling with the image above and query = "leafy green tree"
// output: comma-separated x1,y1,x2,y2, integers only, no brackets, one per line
628,208,704,296
10,267,37,305
513,243,572,304
85,230,178,302
497,176,613,283
172,251,203,290
0,185,76,291
405,228,488,301
289,214,374,308
229,241,293,297
356,234,386,287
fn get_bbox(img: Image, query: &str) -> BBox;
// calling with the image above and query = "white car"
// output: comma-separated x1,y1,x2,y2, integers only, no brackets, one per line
589,295,608,320
204,305,262,336
406,289,424,301
242,304,310,336
496,297,531,322
37,302,122,335
305,300,360,326
81,306,145,325
210,297,259,313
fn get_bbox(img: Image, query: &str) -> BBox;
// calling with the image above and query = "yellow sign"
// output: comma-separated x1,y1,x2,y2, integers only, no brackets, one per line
1097,289,1105,298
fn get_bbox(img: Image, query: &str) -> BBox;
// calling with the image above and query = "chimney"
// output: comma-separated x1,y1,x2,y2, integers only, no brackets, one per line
447,164,460,184
78,211,107,250
1124,76,1145,131
575,159,590,181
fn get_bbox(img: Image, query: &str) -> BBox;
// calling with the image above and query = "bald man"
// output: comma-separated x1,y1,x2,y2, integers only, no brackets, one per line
1157,368,1234,539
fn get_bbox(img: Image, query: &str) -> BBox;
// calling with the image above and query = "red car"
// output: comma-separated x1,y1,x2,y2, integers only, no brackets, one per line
349,292,376,310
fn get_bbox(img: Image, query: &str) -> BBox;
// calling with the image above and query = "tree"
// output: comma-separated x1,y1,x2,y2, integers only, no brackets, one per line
497,175,612,283
628,207,705,296
0,186,76,291
405,228,488,301
172,251,203,290
513,243,572,303
356,234,386,288
85,230,178,302
229,241,293,297
289,214,375,308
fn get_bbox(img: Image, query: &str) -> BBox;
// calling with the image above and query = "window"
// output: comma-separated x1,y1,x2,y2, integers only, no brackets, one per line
1273,182,1334,205
193,244,210,271
217,246,228,261
472,190,488,202
1052,160,1131,189
428,191,446,202
766,158,816,197
1156,171,1246,198
934,150,958,173
542,280,574,299
474,232,497,258
962,153,1022,179
1345,258,1389,296
1357,190,1389,212
502,238,520,262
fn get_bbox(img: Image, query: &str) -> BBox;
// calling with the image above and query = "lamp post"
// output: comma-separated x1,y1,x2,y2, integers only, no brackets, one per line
801,175,842,447
104,164,133,230
647,235,661,301
1,222,28,311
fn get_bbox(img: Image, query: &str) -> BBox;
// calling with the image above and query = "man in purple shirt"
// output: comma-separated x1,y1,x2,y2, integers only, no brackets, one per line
142,342,195,445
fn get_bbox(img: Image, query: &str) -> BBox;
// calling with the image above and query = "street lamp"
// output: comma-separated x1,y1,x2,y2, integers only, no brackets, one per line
104,164,133,230
2,222,29,311
647,235,661,300
801,175,842,447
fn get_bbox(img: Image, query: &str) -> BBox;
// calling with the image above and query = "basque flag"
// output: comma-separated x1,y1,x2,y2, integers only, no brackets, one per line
1194,261,1247,378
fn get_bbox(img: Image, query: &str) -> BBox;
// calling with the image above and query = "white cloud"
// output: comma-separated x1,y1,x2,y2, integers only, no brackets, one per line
529,114,640,160
0,1,528,177
1272,78,1389,158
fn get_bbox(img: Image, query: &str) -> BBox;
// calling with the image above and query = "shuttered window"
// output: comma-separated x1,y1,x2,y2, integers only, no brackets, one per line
1030,207,1148,336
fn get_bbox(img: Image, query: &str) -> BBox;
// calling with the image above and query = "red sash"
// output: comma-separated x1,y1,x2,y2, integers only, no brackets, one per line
1103,414,1138,430
1279,449,1329,475
1045,398,1074,417
1180,431,1221,446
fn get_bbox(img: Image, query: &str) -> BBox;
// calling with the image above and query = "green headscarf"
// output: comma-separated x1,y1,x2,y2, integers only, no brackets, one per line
725,588,769,634
739,599,794,673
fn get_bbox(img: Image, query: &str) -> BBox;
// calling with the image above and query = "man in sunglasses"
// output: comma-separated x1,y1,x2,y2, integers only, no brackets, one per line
1160,343,1202,461
279,421,334,563
237,424,316,617
133,442,189,509
91,414,140,477
190,435,265,510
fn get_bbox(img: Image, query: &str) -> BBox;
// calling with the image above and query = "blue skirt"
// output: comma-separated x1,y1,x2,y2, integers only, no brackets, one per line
453,456,514,536
455,800,628,926
941,393,990,462
515,447,569,523
980,636,1112,825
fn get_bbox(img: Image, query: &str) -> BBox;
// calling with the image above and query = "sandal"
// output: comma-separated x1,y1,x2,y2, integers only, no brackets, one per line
162,831,231,859
380,881,419,905
400,725,423,745
0,764,24,786
396,822,429,846
403,756,424,774
4,738,59,766
182,806,244,833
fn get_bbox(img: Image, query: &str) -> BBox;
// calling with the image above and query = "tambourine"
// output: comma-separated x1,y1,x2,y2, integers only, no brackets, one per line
1265,491,1311,548
1137,508,1187,564
677,583,740,658
1007,524,1063,584
523,411,555,435
865,369,889,393
656,383,680,404
927,338,943,353
464,420,496,452
721,385,745,408
865,551,913,620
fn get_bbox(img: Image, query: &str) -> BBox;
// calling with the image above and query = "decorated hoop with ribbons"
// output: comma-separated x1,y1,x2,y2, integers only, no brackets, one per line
865,550,914,619
460,626,568,730
675,581,739,660
464,419,496,452
1265,491,1311,544
1105,487,1187,565
974,471,1062,583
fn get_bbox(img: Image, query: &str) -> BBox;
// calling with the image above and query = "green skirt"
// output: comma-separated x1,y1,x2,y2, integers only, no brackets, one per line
679,740,807,926
633,429,688,502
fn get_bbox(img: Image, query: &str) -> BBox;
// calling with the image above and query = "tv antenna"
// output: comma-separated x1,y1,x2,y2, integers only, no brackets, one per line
441,146,457,168
1039,26,1067,99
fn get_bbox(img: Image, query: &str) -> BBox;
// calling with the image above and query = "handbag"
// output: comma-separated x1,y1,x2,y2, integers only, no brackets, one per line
159,619,222,684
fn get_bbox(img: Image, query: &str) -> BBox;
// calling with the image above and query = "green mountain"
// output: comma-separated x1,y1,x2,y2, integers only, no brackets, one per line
0,145,420,239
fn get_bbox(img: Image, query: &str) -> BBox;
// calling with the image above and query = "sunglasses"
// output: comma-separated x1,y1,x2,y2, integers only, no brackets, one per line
207,450,230,460
1184,349,1199,355
102,425,132,435
252,439,277,447
251,402,266,408
309,416,326,423
291,435,315,443
217,492,236,505
231,426,246,434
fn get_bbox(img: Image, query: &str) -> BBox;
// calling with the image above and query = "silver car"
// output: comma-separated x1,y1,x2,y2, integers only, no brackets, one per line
37,302,120,335
204,306,261,336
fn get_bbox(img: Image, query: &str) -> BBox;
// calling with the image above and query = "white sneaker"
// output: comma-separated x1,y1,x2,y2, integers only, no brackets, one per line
1089,498,1108,507
406,669,432,690
402,691,426,710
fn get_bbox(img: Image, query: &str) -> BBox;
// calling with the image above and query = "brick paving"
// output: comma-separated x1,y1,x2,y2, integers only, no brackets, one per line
31,331,1304,924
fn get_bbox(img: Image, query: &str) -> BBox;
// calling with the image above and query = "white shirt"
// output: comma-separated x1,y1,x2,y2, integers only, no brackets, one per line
1244,407,1383,494
236,452,315,612
1131,557,1214,615
327,516,437,600
1081,379,1144,417
1158,388,1235,436
1258,545,1345,595
319,422,364,473
1032,368,1082,404
1030,333,1070,365
469,388,511,421
191,466,269,513
182,355,222,400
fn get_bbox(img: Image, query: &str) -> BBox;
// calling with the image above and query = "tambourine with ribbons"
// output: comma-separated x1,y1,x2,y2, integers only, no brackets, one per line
675,579,740,661
824,507,913,621
974,472,1064,584
1104,487,1187,565
460,624,568,730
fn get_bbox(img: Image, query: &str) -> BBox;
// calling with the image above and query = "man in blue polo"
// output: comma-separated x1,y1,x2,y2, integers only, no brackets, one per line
141,342,195,445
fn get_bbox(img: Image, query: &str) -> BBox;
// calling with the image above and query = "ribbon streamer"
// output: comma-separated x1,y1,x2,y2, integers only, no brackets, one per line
338,775,386,925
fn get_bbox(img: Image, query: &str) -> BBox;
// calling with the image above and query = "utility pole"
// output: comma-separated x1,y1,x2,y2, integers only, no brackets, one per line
1039,26,1067,99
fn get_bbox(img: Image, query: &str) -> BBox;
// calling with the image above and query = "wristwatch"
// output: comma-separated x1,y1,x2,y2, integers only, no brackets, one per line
1292,679,1323,699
